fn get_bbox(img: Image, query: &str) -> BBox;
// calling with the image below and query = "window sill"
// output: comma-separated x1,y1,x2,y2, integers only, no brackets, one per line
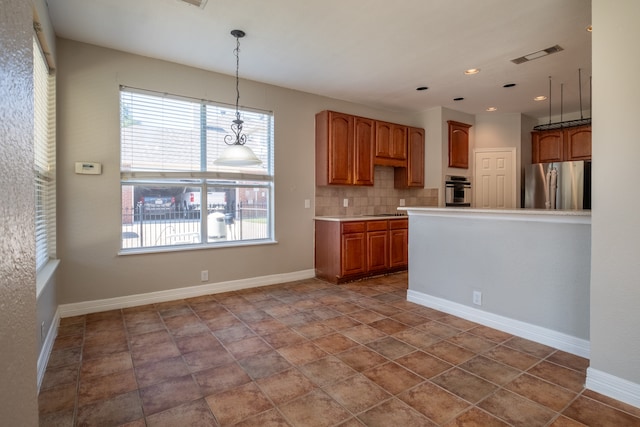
118,239,278,256
36,259,60,299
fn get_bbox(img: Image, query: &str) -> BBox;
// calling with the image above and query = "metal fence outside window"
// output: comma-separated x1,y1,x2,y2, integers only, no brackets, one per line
121,202,269,249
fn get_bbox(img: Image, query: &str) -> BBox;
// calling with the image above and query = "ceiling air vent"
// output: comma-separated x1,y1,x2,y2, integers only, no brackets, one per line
511,45,564,64
178,0,208,9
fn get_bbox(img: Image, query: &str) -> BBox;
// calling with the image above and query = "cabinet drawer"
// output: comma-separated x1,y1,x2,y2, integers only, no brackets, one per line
366,220,388,231
342,221,366,234
389,219,408,230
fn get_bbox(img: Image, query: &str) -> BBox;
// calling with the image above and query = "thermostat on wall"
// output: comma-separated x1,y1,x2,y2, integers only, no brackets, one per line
75,162,102,175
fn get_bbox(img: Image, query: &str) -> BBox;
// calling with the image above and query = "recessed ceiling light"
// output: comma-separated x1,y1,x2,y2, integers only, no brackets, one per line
453,97,464,101
534,95,547,101
464,68,480,75
486,107,497,112
503,83,516,88
586,25,592,32
416,86,429,91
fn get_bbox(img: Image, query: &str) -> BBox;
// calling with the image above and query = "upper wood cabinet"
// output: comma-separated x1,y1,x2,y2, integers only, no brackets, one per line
395,127,425,188
316,111,374,186
532,129,563,163
448,120,472,169
375,121,407,166
532,125,591,163
564,125,592,161
316,110,425,187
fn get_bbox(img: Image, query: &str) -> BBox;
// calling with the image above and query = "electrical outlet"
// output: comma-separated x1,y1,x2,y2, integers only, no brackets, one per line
201,270,208,282
304,199,311,209
399,199,406,207
473,290,482,306
343,198,349,207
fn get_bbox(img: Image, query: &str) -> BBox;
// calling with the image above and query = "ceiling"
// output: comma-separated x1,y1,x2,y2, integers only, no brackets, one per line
46,0,592,120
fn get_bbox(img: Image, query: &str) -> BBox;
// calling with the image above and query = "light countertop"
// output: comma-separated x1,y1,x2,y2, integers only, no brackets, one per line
398,207,591,224
313,214,408,222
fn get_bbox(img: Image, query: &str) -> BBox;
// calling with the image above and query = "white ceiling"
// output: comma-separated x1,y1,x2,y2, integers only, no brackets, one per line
46,0,592,120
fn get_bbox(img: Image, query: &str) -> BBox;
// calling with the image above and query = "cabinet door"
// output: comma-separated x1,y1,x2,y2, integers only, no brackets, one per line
448,121,471,168
367,230,389,272
375,121,407,166
341,232,366,276
564,126,591,160
532,130,563,163
353,117,375,185
389,225,408,268
327,112,353,184
391,125,408,160
396,127,424,188
375,121,393,159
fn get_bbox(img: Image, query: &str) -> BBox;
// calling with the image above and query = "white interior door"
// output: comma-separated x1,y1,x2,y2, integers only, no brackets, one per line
474,148,516,209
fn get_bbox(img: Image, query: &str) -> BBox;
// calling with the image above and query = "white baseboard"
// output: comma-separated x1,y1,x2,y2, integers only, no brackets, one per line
37,308,60,392
407,289,590,358
58,269,316,318
586,367,640,409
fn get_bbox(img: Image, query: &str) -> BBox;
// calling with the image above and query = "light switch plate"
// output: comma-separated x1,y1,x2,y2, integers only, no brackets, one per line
75,162,102,175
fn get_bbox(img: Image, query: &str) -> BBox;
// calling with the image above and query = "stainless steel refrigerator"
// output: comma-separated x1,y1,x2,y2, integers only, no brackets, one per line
524,161,591,210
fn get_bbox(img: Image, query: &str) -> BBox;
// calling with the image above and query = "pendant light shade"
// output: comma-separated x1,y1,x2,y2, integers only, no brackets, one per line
214,29,262,167
215,143,262,166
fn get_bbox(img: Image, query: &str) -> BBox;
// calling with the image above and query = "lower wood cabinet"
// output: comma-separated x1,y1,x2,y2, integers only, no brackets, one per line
315,218,408,284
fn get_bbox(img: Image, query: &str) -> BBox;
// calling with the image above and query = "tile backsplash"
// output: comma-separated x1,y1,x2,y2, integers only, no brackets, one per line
315,166,438,216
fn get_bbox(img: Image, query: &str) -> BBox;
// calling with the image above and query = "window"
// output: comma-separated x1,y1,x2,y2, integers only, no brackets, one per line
34,36,56,271
120,87,274,251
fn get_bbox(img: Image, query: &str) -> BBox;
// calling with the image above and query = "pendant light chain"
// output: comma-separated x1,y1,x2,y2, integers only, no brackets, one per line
234,34,241,122
214,29,262,166
225,30,247,146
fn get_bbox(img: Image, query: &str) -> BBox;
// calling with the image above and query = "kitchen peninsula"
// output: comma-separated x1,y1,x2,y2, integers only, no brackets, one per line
400,207,591,358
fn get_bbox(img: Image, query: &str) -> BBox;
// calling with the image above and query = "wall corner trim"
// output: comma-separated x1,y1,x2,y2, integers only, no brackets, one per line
586,367,640,409
58,269,316,318
37,307,60,392
407,289,590,358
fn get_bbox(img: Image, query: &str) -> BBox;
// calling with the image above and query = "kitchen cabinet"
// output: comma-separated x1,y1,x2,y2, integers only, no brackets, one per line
375,121,407,167
395,127,425,188
531,125,591,163
316,111,374,186
448,121,472,169
389,218,409,268
341,222,367,276
532,129,563,163
317,110,425,187
564,125,592,161
315,217,408,284
366,220,389,273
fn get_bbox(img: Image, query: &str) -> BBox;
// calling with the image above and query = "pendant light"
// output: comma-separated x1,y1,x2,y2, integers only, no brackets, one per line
214,29,262,167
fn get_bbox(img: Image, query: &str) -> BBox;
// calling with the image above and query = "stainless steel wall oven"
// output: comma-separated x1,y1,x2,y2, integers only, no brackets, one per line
445,175,471,207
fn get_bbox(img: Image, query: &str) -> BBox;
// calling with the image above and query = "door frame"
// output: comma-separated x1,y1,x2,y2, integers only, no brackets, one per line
473,147,517,209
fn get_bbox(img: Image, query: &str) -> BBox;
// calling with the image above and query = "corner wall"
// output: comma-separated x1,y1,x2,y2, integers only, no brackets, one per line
0,0,39,424
588,0,640,406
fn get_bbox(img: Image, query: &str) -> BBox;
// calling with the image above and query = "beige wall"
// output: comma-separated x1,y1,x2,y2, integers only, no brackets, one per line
55,39,424,304
590,0,640,387
473,113,538,207
0,0,39,424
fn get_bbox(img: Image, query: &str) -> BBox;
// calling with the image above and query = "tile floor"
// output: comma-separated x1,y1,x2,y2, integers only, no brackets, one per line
39,273,640,426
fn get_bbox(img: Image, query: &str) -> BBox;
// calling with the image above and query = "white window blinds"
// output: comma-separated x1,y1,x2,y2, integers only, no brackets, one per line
120,88,273,175
33,36,56,271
